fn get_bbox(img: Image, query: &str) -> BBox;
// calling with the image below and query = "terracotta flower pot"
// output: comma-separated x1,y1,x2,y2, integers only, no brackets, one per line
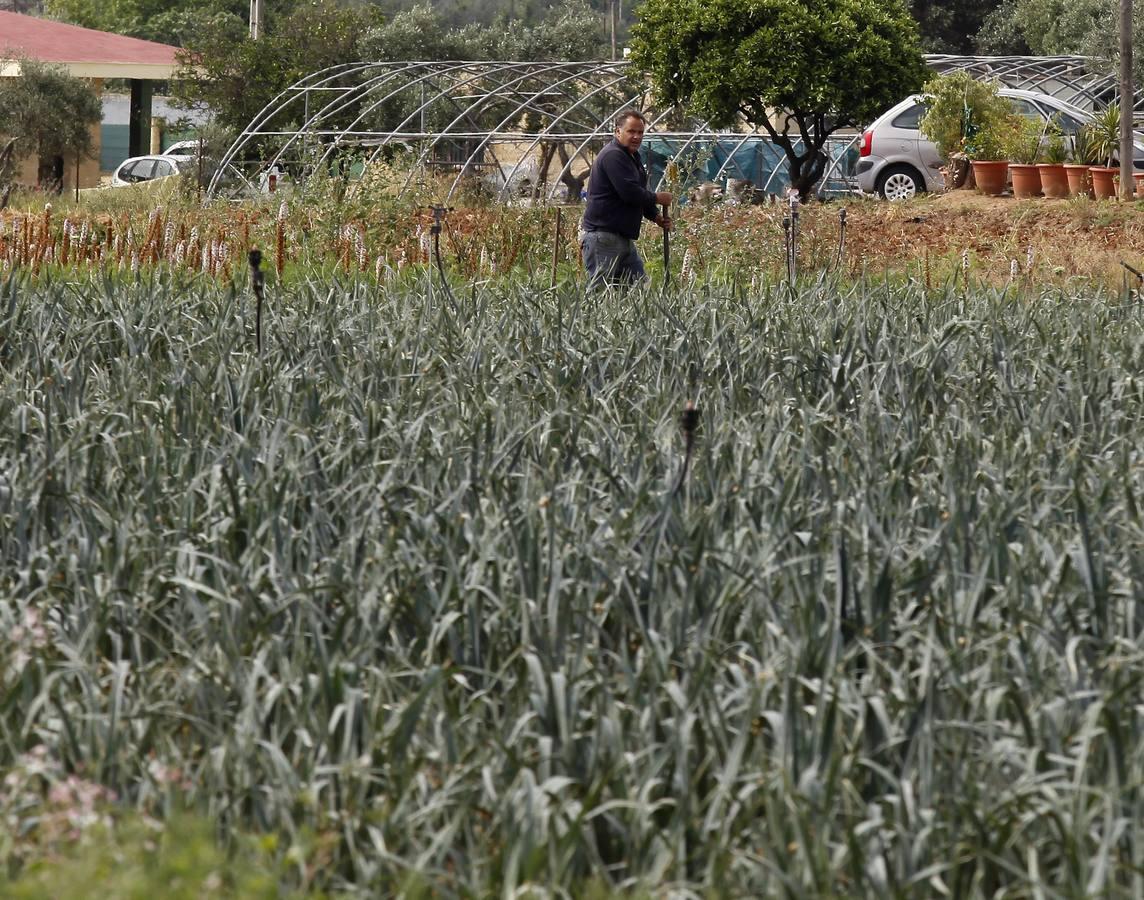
972,160,1009,196
1135,172,1144,197
1063,164,1092,198
1037,163,1070,199
1090,166,1119,199
1009,163,1042,199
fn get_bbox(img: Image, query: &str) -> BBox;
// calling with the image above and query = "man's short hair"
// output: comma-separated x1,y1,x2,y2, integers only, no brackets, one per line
615,109,648,130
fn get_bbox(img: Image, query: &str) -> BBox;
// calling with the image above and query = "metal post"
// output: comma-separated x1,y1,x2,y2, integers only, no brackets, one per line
1120,0,1134,199
787,192,799,282
250,0,264,39
610,0,617,61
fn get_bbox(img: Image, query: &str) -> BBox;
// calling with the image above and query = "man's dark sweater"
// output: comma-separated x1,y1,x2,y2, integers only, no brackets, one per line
581,138,660,240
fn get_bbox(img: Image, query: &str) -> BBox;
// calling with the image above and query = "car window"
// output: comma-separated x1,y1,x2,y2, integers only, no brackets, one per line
153,159,174,178
1008,98,1042,119
891,103,925,130
124,159,157,181
1054,112,1084,135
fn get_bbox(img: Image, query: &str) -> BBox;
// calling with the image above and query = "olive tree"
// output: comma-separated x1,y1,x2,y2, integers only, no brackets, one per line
0,58,101,199
629,0,929,199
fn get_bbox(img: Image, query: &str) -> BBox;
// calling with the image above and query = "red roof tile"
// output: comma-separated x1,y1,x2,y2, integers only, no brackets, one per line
0,11,179,67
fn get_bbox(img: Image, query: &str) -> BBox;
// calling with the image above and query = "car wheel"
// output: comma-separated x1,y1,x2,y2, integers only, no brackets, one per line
877,165,925,201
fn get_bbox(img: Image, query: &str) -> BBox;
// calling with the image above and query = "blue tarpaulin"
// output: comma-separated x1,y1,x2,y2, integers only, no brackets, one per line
641,135,859,199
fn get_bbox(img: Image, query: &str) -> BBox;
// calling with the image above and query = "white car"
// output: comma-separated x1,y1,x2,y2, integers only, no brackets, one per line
161,139,203,158
110,154,191,187
856,89,1144,200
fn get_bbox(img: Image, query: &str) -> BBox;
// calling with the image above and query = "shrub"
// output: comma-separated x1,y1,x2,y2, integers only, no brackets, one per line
920,72,1016,162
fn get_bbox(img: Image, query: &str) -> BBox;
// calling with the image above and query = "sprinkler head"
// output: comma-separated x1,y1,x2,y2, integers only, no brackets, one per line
680,402,700,437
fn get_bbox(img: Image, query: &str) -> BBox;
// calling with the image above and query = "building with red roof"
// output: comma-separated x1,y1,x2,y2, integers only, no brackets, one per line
0,11,183,190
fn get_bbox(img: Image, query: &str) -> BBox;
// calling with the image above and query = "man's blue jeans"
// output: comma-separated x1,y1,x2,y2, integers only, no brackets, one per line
580,230,646,288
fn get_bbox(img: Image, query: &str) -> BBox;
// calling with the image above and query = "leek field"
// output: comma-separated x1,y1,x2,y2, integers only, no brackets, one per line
2,268,1144,897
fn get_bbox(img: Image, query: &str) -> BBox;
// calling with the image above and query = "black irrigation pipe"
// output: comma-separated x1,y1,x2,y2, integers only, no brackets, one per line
835,207,847,269
672,401,701,497
428,205,460,313
248,248,265,358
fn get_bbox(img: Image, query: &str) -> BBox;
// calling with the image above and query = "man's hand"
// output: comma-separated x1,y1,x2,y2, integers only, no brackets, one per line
655,191,673,207
654,213,673,231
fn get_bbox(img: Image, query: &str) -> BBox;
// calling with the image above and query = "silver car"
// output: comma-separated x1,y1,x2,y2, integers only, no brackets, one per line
855,88,1100,200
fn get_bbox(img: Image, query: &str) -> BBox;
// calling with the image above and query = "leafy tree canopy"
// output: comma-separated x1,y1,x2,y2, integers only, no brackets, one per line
910,0,998,52
172,0,383,133
629,0,929,198
975,0,1144,82
0,57,102,163
358,1,606,62
43,0,281,44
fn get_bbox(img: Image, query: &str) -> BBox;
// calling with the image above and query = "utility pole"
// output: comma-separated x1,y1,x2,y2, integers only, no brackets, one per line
610,0,616,61
250,0,264,40
1120,0,1133,199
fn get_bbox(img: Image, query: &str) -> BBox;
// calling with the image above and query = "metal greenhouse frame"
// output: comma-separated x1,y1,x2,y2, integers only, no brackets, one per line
207,55,1137,203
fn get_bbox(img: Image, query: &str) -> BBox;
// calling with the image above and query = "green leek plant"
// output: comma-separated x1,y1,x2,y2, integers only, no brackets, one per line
2,268,1144,895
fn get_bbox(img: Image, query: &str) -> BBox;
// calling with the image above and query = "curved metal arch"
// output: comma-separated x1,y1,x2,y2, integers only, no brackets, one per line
209,55,1137,203
209,61,437,194
536,79,654,201
402,61,613,197
486,66,638,201
528,83,654,202
312,61,500,170
282,62,462,171
924,55,1135,114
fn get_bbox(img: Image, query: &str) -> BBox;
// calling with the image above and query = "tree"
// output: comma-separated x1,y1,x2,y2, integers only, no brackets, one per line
910,0,999,52
357,1,607,62
44,0,296,46
0,0,46,12
630,0,929,199
975,0,1132,62
0,58,102,197
172,0,384,133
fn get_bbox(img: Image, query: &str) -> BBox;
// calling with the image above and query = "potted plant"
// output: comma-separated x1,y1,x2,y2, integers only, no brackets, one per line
1064,125,1097,197
1002,114,1045,199
1086,105,1121,199
1036,116,1070,199
919,72,1015,194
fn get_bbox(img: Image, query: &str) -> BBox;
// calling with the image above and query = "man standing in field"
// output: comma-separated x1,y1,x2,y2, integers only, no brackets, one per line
580,109,673,288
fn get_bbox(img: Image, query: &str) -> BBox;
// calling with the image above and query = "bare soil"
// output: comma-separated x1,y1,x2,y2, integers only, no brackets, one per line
837,188,1144,290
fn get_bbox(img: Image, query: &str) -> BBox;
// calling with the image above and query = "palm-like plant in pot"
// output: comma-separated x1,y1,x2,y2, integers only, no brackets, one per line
1086,106,1121,198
